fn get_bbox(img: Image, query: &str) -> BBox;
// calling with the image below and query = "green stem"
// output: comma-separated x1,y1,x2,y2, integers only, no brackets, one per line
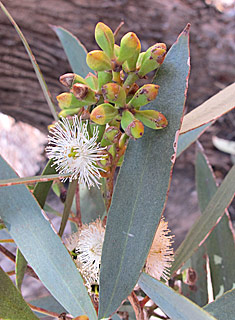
59,180,77,236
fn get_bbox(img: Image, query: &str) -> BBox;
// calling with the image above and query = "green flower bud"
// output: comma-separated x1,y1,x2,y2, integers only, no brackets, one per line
56,92,85,109
85,73,98,91
95,22,115,59
125,49,141,72
86,50,112,71
107,144,116,159
121,109,144,139
138,43,167,76
134,109,168,129
136,52,145,70
102,83,126,106
128,84,160,109
103,126,121,144
90,103,119,125
114,44,120,58
119,133,129,148
58,107,81,117
72,83,98,105
98,71,113,91
117,32,141,64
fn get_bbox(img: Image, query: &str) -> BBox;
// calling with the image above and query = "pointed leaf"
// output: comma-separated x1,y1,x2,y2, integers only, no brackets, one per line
0,2,58,121
180,82,235,134
52,25,93,77
15,248,27,291
181,245,208,306
171,164,235,273
139,272,216,320
0,266,39,320
0,156,97,319
204,289,235,320
196,145,235,299
99,25,190,318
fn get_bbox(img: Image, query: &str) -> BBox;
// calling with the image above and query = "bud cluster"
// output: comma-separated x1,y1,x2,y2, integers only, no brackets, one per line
56,22,168,171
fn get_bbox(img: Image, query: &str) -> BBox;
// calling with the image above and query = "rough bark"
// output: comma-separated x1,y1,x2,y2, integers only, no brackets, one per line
0,0,234,132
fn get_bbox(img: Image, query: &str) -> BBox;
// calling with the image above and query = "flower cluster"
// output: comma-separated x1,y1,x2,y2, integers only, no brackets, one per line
145,218,174,281
66,219,105,295
46,116,106,189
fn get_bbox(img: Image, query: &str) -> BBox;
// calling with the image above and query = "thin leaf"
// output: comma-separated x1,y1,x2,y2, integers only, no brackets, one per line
139,272,216,320
15,248,27,291
181,245,208,306
0,173,68,187
51,25,93,77
196,144,235,299
33,159,57,208
99,24,190,319
59,179,77,236
0,156,97,319
171,164,235,273
177,122,212,157
204,289,235,320
0,2,58,121
180,82,235,134
0,266,39,320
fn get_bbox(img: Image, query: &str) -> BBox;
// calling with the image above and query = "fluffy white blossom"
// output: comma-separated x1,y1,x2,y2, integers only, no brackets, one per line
66,219,105,293
46,116,106,189
145,218,174,281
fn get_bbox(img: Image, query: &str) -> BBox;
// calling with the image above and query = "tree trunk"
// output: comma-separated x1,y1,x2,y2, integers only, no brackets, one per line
0,0,234,132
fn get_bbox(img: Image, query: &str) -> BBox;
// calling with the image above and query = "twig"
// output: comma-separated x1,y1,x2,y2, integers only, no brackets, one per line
114,21,124,38
0,244,39,280
74,183,82,228
0,239,14,243
140,295,150,308
128,291,144,320
28,303,73,319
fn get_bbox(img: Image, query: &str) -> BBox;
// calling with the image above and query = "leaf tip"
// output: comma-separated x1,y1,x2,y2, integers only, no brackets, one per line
183,23,191,36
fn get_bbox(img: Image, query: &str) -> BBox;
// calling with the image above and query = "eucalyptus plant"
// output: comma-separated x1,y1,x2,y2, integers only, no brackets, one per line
0,2,235,320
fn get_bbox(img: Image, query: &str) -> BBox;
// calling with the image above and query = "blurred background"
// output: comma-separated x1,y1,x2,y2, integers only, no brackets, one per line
0,0,234,313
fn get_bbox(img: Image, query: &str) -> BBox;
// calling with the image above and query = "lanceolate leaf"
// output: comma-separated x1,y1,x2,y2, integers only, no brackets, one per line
180,82,235,134
0,2,58,121
196,144,235,299
177,122,212,157
204,289,235,320
171,164,235,274
139,272,216,320
0,266,39,320
99,25,190,318
0,156,97,319
15,248,28,291
51,25,93,77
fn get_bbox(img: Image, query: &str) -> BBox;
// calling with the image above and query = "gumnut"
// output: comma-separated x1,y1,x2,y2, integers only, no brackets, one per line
102,83,126,106
72,83,97,104
121,109,144,139
95,22,115,59
128,84,160,109
134,109,168,129
90,103,119,125
86,50,112,71
59,73,86,88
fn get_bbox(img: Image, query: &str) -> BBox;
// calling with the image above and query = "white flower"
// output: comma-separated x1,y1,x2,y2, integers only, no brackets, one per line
145,218,174,281
46,116,106,189
66,219,105,292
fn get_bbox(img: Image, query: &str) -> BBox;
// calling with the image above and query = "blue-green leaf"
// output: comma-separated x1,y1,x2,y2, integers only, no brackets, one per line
15,248,27,291
139,272,216,320
99,25,190,318
171,164,235,274
0,156,97,319
204,289,235,320
196,144,235,299
51,25,93,77
0,266,39,320
30,295,67,318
